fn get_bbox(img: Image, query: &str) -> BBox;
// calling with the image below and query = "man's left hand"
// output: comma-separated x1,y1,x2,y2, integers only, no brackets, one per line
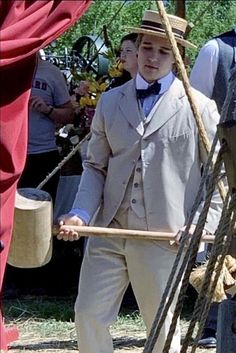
174,225,208,246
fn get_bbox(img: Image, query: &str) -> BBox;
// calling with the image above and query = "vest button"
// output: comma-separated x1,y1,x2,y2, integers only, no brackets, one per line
131,199,136,204
134,182,139,188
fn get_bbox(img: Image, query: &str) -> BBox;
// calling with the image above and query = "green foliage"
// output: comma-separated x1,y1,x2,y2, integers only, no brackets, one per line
48,0,236,68
50,0,154,54
185,0,236,64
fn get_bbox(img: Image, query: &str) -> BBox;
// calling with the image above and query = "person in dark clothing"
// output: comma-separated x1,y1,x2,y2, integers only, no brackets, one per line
190,28,236,114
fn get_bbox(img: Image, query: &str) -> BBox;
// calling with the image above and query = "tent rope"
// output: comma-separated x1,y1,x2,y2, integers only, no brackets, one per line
36,132,91,190
180,191,235,353
187,194,236,353
143,133,218,352
162,144,227,353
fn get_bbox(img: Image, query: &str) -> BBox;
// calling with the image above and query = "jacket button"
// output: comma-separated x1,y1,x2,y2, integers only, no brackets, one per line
131,199,136,204
136,167,141,172
134,182,139,188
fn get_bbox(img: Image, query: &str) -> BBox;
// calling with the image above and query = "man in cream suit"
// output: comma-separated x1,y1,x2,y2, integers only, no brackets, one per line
58,10,222,353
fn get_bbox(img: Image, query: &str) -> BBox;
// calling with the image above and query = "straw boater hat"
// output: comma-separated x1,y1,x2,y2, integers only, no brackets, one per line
128,10,196,49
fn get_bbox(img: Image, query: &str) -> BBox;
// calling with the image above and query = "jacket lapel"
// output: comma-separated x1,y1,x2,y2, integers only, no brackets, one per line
119,79,144,136
143,78,185,138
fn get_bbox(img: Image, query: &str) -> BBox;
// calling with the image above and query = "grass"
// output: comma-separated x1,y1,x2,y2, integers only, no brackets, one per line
2,296,146,353
2,294,216,353
3,296,145,335
113,310,145,331
3,296,145,338
3,296,75,322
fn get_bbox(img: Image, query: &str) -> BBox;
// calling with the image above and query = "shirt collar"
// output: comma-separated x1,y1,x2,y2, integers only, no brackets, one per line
135,71,175,95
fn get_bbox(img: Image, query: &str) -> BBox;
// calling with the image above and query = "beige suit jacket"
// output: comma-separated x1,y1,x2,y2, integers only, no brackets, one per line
73,76,222,234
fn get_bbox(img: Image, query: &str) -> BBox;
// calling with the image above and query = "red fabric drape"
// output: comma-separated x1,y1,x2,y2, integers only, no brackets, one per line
0,1,91,350
0,0,91,66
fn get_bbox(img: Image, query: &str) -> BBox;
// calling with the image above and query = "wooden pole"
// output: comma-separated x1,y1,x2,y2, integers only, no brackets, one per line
54,225,216,243
175,0,186,18
174,0,186,64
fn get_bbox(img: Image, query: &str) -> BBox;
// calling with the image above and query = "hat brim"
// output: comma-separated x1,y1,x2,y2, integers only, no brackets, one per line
127,27,197,49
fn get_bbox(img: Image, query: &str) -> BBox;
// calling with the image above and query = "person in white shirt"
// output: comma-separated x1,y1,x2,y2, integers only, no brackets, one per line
57,10,221,353
190,27,236,112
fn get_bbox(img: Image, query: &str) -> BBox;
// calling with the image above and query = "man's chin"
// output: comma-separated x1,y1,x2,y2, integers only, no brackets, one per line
145,75,160,83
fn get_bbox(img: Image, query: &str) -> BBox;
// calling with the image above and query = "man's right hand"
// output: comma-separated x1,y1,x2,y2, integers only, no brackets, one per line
57,214,85,242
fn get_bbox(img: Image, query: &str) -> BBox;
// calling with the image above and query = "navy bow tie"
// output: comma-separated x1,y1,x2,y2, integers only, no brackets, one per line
136,81,161,99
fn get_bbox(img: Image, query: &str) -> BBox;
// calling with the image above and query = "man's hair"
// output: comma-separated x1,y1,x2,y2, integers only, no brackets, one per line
120,33,138,45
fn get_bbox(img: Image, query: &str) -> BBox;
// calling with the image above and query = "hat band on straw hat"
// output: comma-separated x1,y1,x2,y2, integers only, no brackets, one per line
127,9,197,49
141,20,184,39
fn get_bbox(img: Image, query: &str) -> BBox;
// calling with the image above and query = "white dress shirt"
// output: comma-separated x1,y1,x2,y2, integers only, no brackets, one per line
190,39,219,98
190,28,236,98
136,71,175,116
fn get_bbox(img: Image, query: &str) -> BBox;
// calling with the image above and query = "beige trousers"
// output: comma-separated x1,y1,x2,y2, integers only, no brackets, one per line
74,209,181,353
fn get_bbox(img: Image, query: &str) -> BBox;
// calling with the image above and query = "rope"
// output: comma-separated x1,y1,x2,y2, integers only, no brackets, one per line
181,67,236,346
180,191,234,353
159,145,225,353
156,1,210,151
189,195,236,353
143,93,228,352
143,135,218,352
36,132,91,190
144,78,236,351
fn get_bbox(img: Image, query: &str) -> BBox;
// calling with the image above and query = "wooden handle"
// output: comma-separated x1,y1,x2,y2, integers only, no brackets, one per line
53,225,215,243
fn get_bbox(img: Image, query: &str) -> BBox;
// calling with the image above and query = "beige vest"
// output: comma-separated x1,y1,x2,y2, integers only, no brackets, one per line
112,99,160,228
113,158,146,229
113,112,154,228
